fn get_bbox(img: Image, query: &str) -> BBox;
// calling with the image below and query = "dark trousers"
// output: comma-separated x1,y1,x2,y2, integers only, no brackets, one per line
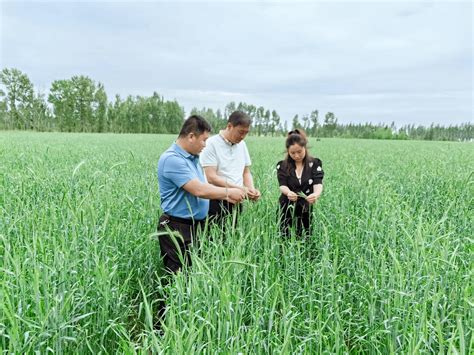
279,204,312,237
208,199,242,226
157,214,204,273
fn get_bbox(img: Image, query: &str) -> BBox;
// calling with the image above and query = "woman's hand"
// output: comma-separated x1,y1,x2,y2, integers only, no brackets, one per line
287,191,298,202
306,192,321,205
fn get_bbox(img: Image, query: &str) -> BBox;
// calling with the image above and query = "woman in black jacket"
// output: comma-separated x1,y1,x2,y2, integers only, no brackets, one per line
277,129,324,237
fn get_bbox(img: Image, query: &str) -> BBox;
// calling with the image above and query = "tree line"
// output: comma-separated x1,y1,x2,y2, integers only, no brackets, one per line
0,68,183,134
1,68,472,141
190,105,473,141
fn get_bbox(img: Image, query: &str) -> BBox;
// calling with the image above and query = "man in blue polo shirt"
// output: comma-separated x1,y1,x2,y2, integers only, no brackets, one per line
157,115,245,272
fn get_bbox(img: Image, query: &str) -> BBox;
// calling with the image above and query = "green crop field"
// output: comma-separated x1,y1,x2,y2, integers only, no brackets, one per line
1,131,473,353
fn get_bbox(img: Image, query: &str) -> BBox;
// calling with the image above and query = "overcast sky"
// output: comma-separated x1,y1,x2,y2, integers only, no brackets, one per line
1,0,472,126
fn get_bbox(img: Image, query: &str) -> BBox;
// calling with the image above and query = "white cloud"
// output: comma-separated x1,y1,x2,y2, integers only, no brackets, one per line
0,0,472,126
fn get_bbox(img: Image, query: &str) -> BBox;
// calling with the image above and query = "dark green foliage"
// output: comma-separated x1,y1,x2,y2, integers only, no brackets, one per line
190,107,227,132
106,93,184,134
48,76,103,132
0,67,471,141
0,68,36,130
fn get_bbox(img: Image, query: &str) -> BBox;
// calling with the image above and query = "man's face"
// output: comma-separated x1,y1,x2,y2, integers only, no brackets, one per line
189,131,209,155
227,124,250,144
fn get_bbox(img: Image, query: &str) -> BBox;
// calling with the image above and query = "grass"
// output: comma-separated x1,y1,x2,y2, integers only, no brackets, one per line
0,131,473,353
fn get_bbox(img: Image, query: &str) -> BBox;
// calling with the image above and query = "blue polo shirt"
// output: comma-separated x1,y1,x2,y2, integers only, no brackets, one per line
157,143,209,220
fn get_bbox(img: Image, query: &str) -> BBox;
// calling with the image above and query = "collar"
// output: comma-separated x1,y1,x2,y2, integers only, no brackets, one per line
287,159,306,175
219,130,235,146
173,142,199,161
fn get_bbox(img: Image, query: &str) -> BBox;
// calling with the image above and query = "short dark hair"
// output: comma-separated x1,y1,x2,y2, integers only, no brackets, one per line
178,115,212,138
228,111,252,127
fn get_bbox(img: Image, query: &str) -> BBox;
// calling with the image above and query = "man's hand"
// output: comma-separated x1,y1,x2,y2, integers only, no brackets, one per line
227,188,246,204
287,191,298,202
246,187,261,201
306,193,321,205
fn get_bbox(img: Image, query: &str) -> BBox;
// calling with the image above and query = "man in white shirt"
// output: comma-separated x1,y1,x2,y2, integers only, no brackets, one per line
200,111,261,224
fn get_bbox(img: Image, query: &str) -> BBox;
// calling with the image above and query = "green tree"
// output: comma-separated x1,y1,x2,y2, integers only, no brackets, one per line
271,110,280,136
31,92,51,131
0,88,6,129
255,106,265,136
310,110,319,136
323,112,338,137
48,79,75,131
224,102,236,120
0,68,35,129
94,83,107,132
73,76,96,132
190,106,227,132
292,114,301,131
48,76,105,132
164,100,184,134
263,109,271,135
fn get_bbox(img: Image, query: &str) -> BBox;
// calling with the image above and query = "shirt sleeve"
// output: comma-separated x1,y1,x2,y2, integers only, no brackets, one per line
243,141,251,166
162,155,195,188
276,160,288,186
311,159,324,185
199,139,217,167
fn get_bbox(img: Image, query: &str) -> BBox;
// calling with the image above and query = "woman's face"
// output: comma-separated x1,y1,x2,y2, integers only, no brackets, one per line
288,143,306,162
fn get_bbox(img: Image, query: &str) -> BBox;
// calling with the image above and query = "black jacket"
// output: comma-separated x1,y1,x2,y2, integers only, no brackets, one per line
277,157,324,210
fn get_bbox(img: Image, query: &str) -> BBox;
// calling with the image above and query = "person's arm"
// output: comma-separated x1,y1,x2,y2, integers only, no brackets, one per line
306,159,324,204
243,166,260,201
277,161,297,201
306,184,323,204
203,166,242,189
182,178,245,204
243,166,254,189
163,154,245,204
279,185,298,201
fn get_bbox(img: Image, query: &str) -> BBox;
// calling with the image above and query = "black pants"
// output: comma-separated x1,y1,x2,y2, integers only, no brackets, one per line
157,214,204,273
279,203,312,237
208,199,242,226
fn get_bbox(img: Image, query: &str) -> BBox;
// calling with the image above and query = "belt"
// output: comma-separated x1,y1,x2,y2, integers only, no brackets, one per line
162,213,204,225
